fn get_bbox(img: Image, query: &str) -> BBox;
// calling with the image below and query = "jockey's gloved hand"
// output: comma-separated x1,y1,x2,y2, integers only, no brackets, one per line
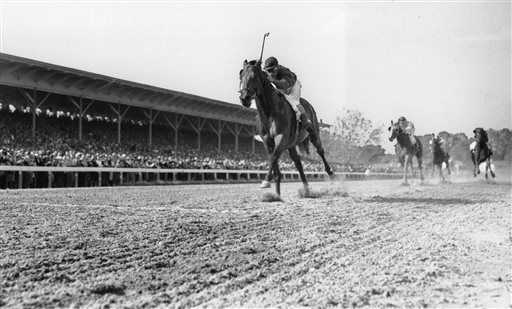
266,75,274,82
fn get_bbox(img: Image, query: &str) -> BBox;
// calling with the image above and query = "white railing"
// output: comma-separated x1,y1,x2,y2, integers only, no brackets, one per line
0,165,403,189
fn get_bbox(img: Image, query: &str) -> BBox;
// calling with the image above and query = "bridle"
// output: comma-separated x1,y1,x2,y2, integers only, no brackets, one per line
239,65,272,99
388,124,401,141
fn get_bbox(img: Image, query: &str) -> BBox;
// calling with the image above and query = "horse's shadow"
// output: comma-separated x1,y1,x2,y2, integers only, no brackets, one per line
365,196,485,206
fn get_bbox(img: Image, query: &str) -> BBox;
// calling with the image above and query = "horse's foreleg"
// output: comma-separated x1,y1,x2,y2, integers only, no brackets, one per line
268,135,285,196
402,154,410,185
261,135,275,188
288,147,309,193
446,160,451,175
273,160,282,196
417,155,424,180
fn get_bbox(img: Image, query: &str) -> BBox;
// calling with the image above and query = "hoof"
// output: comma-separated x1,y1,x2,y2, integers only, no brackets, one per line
303,186,310,196
260,180,271,188
401,181,409,186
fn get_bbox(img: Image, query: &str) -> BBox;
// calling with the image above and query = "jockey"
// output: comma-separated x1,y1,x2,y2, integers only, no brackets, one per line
397,116,416,146
471,128,493,155
263,56,312,129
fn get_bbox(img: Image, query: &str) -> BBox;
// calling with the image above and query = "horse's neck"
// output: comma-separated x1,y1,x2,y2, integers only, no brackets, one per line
433,145,443,156
255,82,282,122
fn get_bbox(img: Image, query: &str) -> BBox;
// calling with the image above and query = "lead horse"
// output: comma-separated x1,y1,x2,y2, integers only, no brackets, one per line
239,60,334,197
388,121,424,185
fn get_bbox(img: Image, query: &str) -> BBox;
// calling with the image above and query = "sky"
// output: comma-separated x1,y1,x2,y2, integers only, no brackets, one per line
0,0,510,153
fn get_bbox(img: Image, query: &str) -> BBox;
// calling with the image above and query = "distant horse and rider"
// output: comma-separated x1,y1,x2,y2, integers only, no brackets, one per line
429,133,451,182
388,116,424,185
470,127,495,179
239,57,334,198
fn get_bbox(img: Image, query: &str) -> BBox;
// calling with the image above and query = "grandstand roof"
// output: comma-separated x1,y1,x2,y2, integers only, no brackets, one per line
0,53,258,126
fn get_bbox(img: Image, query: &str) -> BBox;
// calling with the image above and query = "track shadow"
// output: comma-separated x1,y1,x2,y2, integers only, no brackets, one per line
364,196,485,206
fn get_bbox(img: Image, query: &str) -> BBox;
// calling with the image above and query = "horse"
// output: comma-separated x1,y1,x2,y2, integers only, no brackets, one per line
238,59,334,197
471,127,495,179
388,121,424,185
429,133,451,181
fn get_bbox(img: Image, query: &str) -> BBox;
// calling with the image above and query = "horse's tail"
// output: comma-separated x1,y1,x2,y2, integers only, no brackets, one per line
298,98,318,156
299,139,310,155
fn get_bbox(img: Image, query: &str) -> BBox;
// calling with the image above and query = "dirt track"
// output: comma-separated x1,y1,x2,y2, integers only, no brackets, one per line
1,176,511,308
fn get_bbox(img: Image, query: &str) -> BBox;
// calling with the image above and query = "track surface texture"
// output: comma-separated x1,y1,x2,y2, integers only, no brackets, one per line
1,177,511,308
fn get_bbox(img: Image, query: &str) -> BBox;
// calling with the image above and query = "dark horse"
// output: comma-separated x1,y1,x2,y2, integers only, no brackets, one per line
239,60,334,197
388,121,424,185
471,127,495,179
430,134,451,181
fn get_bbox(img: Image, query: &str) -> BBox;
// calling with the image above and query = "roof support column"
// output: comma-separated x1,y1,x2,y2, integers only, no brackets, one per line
207,120,226,152
109,102,130,145
142,108,160,148
19,88,51,141
69,96,94,141
226,123,243,152
163,113,184,149
185,117,207,151
252,126,257,153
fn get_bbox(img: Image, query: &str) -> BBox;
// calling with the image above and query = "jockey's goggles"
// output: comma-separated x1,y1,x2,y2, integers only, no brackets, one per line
265,66,277,74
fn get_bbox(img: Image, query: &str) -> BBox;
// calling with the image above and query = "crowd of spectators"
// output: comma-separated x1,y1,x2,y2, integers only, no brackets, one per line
1,106,365,173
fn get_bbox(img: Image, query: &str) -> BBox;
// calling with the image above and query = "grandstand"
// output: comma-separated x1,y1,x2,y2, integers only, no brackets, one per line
2,53,365,189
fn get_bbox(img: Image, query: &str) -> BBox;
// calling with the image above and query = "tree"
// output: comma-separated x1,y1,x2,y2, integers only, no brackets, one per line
329,108,384,163
488,128,512,160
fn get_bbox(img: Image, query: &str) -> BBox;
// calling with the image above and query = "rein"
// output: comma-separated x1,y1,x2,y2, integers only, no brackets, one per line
239,65,274,99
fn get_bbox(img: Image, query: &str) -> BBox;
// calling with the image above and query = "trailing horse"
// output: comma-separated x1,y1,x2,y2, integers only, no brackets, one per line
429,134,451,181
388,121,424,185
471,127,495,179
239,59,334,198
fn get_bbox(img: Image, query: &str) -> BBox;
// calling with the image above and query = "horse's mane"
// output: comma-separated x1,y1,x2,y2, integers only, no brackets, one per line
247,60,261,67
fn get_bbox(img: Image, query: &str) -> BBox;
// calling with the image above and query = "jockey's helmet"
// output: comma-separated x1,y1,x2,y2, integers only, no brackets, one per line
398,116,407,122
264,57,279,72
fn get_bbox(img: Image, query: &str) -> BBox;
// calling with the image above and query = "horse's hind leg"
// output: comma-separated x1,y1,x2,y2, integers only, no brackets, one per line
446,160,451,175
438,166,445,182
309,134,334,176
288,147,309,194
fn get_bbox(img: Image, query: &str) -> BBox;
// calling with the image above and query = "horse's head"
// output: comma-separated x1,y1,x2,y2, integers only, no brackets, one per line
473,127,488,142
430,133,439,145
239,59,267,108
430,133,441,150
388,120,401,142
